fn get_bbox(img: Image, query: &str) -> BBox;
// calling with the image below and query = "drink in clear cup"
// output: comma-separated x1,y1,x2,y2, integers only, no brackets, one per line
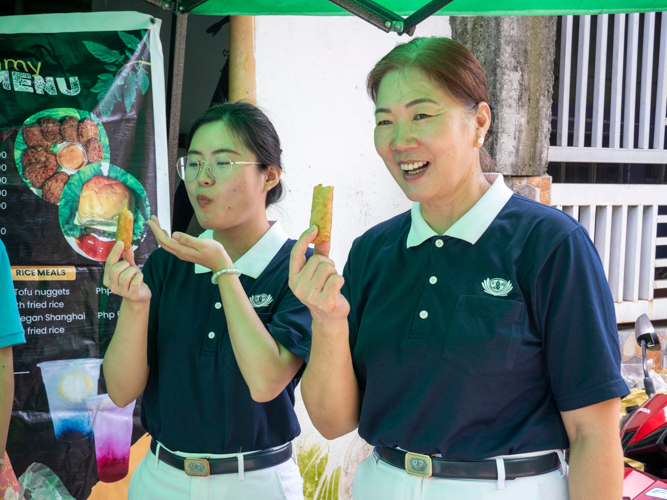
36,358,103,441
86,394,136,483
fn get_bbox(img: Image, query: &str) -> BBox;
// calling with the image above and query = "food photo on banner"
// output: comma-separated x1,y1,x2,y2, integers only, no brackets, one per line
0,11,169,499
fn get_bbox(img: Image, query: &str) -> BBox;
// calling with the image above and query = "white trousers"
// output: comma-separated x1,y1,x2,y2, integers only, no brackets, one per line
128,448,304,500
352,451,569,500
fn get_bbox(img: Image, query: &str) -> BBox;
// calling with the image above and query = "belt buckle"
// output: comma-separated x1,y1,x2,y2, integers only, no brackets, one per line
405,452,432,478
184,458,210,477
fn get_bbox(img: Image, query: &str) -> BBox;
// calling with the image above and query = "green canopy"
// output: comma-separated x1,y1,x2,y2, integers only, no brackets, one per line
191,0,667,16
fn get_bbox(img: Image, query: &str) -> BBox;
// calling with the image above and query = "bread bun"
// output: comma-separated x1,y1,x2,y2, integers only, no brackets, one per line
77,176,133,223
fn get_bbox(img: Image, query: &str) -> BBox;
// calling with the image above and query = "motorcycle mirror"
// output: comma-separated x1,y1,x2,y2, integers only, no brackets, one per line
635,313,661,352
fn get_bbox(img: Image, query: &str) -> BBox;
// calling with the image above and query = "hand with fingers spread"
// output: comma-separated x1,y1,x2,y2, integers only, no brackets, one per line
146,215,232,272
289,225,349,323
103,240,151,303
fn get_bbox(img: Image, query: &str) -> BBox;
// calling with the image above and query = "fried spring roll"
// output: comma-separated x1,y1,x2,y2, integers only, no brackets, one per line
115,208,134,249
310,184,333,244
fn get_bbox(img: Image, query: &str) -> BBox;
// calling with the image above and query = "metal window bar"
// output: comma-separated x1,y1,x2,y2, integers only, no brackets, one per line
574,16,591,148
549,12,667,164
655,12,667,150
638,12,655,149
557,16,573,147
591,14,608,148
551,184,667,322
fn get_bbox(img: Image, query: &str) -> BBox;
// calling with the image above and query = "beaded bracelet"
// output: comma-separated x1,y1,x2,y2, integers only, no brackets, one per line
211,267,242,284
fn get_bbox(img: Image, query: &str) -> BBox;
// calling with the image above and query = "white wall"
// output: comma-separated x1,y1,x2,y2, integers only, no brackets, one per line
255,15,450,500
257,15,451,269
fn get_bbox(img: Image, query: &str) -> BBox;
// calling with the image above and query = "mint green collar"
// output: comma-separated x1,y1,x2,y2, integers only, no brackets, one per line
406,173,513,248
194,221,288,278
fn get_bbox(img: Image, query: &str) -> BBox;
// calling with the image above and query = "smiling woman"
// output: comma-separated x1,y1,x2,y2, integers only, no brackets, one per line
289,37,629,500
102,102,311,500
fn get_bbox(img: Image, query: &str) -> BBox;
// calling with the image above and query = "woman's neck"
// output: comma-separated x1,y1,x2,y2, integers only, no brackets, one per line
212,214,272,263
420,169,492,236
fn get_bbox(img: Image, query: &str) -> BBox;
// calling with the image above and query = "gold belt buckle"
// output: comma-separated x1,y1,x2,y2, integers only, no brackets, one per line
184,458,210,477
405,452,432,478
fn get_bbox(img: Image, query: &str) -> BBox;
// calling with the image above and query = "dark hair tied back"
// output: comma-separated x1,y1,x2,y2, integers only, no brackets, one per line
187,102,285,207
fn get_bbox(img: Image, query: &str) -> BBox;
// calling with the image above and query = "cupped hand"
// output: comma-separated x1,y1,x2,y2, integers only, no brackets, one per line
147,216,232,272
289,225,350,323
103,241,151,303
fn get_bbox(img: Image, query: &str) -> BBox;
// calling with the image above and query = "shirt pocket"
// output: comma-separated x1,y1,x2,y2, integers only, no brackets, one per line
224,311,275,372
442,295,526,376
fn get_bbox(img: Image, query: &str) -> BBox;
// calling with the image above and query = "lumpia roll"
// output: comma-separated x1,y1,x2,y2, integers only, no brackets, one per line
310,184,333,244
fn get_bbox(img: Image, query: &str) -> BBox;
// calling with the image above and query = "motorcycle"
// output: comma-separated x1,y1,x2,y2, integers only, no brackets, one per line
620,314,667,499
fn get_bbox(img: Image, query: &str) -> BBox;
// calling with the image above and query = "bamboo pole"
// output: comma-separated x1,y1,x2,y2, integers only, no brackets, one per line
229,16,257,104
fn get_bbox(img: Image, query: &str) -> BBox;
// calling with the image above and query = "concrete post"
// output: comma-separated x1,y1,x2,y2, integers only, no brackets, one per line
450,16,557,204
229,16,257,105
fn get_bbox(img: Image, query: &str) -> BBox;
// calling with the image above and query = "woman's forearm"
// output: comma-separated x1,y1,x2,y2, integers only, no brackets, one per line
217,274,303,402
103,298,150,407
567,431,624,499
301,317,360,440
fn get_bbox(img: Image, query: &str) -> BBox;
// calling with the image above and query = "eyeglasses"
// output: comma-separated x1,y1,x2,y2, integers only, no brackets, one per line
175,154,262,183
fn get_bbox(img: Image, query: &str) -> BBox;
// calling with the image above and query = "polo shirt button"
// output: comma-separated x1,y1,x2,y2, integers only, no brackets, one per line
429,276,437,285
208,332,216,339
435,239,444,248
215,302,222,309
419,310,428,319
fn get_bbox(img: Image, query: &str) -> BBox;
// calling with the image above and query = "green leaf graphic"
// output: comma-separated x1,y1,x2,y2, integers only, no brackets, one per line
104,64,117,71
90,75,113,94
83,41,122,63
124,72,138,113
112,83,122,102
125,49,133,59
99,93,117,120
137,67,150,95
118,31,141,50
142,30,151,51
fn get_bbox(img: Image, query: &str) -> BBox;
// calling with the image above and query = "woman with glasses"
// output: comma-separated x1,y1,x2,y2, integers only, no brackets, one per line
103,102,311,499
289,38,628,499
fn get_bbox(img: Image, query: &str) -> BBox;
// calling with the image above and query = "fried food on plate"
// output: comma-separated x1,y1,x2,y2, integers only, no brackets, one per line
84,138,104,163
61,116,79,142
22,124,50,148
24,152,58,189
310,184,334,244
22,147,51,168
39,116,63,144
42,172,70,204
78,118,99,144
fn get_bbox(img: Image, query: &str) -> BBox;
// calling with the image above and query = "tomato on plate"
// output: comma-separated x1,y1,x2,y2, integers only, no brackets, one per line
75,234,116,261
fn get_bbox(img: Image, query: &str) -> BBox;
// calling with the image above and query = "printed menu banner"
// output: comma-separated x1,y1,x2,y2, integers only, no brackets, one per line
0,11,169,499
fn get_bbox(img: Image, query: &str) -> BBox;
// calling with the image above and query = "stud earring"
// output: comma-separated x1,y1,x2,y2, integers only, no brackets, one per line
476,137,484,145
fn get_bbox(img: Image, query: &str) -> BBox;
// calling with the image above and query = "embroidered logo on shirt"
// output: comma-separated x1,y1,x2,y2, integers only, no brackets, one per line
249,294,273,308
481,278,513,297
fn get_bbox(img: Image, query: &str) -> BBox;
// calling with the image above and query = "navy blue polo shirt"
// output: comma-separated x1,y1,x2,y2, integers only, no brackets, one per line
342,174,629,460
140,222,312,454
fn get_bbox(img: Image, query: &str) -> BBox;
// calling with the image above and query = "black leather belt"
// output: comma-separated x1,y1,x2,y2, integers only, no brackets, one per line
374,447,562,480
150,439,293,477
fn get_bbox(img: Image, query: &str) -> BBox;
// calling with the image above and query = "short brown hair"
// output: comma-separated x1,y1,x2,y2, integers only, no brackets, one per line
367,37,495,170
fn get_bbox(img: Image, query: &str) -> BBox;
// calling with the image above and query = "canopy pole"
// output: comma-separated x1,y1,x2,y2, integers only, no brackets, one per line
167,10,188,221
229,16,257,104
